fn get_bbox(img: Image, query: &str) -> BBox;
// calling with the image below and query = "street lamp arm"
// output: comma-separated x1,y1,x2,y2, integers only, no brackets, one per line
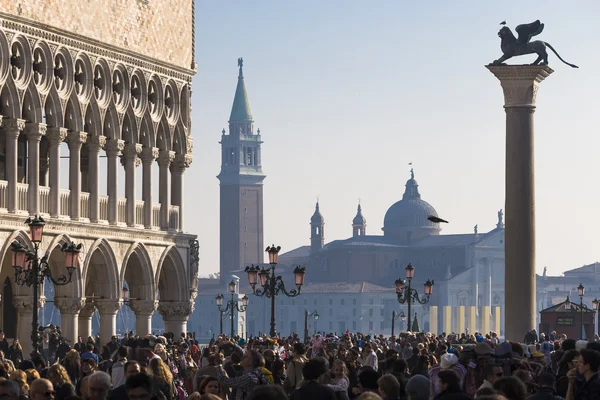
275,277,301,298
251,283,274,298
40,259,75,286
410,289,431,305
233,301,247,313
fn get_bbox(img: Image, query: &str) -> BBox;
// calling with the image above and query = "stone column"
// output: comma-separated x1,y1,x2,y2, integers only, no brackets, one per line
25,123,46,215
467,306,477,334
4,119,25,213
122,143,142,227
55,298,85,344
96,300,122,345
457,305,466,334
493,306,502,334
157,151,175,230
442,306,451,334
129,300,158,336
87,136,106,222
66,132,87,220
78,302,96,339
47,128,67,217
39,140,49,186
105,140,124,225
482,306,491,335
487,65,553,341
171,154,191,232
141,147,158,228
14,295,44,358
429,306,438,335
158,301,193,337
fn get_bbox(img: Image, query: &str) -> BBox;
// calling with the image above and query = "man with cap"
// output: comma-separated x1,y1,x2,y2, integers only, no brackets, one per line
428,353,467,396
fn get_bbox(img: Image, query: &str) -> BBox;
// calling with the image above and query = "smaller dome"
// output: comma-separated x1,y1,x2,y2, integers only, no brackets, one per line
353,204,366,225
311,202,324,224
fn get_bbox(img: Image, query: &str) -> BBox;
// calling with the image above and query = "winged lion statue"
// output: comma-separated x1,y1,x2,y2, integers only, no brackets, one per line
490,20,578,68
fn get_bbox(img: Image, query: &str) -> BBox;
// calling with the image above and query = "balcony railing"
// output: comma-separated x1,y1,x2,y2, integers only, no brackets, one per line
0,181,180,231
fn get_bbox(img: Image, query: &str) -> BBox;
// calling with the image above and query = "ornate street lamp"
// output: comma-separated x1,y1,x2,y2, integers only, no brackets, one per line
304,310,319,342
593,298,599,337
395,263,434,332
215,280,249,338
578,283,585,339
11,215,81,357
245,245,306,337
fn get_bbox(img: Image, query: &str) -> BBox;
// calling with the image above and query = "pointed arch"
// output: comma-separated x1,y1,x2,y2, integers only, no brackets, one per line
64,93,83,131
84,99,102,137
121,107,138,144
0,78,20,118
156,117,170,151
103,104,120,140
22,81,43,123
44,233,84,298
44,88,63,128
172,121,187,155
155,245,188,301
0,230,34,297
81,238,119,300
121,242,155,300
139,110,155,148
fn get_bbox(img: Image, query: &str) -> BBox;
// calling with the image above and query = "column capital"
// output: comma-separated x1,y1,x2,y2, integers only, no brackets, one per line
66,131,88,150
79,301,97,318
55,297,86,314
24,122,47,141
2,118,26,136
47,127,68,146
141,147,159,163
158,301,194,321
122,143,143,166
105,139,125,156
129,299,158,317
157,150,176,167
13,295,45,313
87,135,107,151
486,65,553,107
95,300,123,316
172,154,192,172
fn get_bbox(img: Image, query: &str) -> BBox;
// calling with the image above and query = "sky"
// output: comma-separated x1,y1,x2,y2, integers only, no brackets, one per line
189,1,600,278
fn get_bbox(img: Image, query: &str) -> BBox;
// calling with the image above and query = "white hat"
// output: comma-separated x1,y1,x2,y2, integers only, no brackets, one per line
440,353,458,369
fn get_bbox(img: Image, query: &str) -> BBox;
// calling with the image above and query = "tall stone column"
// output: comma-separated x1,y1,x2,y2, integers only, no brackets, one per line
123,143,142,227
14,295,44,358
157,151,175,230
55,298,85,344
4,119,25,213
158,301,193,337
467,306,477,334
487,65,553,341
78,302,96,340
171,154,191,232
429,306,438,335
25,123,46,216
457,305,466,334
105,140,124,225
66,132,87,220
87,136,106,222
47,128,67,217
129,300,158,336
493,306,502,334
96,300,122,344
141,147,158,229
442,306,452,334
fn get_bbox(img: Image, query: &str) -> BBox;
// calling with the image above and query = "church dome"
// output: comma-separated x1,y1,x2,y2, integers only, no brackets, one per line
383,169,440,236
353,204,366,225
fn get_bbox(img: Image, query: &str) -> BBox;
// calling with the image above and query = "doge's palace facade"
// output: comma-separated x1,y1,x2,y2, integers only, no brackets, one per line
0,1,198,355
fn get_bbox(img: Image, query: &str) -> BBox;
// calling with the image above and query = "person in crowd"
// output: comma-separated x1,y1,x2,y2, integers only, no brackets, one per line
81,346,99,366
8,340,23,366
246,385,288,400
216,350,268,400
9,370,29,400
147,359,173,400
327,359,349,399
111,348,128,390
108,361,141,400
435,370,470,400
197,377,220,397
87,372,111,400
47,365,76,400
479,364,504,391
405,375,430,400
64,350,81,387
377,374,401,400
493,376,528,400
290,358,336,400
284,343,308,394
0,380,20,400
30,379,55,400
566,348,600,400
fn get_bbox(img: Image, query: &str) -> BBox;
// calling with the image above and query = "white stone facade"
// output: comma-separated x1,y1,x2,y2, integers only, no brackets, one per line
0,9,197,355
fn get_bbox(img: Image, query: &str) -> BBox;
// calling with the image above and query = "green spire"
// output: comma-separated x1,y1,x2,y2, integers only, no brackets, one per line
229,57,254,123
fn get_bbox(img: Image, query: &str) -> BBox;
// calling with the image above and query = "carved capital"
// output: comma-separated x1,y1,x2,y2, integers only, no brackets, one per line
66,131,88,150
128,299,158,317
55,297,85,314
47,127,68,146
105,139,125,156
173,154,192,171
79,301,97,318
2,118,26,137
157,150,175,168
25,123,47,142
140,147,159,164
87,135,107,152
121,143,143,167
158,301,194,320
95,300,123,316
13,295,45,313
486,65,553,107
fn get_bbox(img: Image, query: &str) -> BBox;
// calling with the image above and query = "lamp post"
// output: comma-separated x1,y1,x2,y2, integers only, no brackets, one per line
304,310,319,342
245,245,306,337
216,280,249,338
592,298,599,338
10,215,81,357
391,311,397,337
400,311,406,331
578,283,585,339
395,263,434,332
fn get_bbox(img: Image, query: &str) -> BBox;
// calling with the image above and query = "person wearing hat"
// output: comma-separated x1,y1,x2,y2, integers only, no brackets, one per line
428,353,467,396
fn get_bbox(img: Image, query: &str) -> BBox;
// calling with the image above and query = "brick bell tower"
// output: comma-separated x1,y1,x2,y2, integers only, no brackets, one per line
218,58,266,280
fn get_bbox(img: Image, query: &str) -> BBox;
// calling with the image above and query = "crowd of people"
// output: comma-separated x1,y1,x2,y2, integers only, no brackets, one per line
0,327,597,400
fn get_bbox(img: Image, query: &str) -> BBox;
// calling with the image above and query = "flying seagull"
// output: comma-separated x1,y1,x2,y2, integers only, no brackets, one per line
428,215,449,223
499,21,507,25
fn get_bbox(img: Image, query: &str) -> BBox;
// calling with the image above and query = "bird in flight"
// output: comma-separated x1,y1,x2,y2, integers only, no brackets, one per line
428,215,449,223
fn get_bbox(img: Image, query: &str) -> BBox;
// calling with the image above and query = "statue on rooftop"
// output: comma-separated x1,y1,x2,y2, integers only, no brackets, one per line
490,20,578,68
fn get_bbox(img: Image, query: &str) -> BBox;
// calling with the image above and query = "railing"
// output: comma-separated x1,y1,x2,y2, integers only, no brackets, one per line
0,180,180,232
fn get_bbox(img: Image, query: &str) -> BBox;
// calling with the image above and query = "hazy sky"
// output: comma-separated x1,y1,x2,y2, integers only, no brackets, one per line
189,1,599,278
